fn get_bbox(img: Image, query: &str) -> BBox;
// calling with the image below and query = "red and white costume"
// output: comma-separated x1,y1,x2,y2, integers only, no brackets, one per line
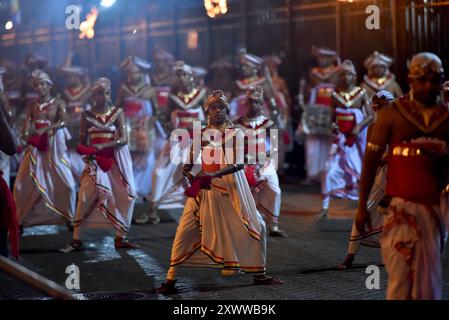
74,106,136,234
14,98,76,226
236,115,281,230
119,83,158,197
167,128,266,273
361,52,403,100
298,82,335,181
150,87,206,210
321,86,369,204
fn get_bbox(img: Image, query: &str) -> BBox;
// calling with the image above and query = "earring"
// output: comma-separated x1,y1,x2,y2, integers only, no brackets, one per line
207,115,211,126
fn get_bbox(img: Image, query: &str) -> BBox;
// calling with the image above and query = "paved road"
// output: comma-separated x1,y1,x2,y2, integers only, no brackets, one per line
6,185,449,300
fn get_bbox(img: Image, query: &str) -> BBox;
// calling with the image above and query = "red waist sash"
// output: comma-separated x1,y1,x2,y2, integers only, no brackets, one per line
28,121,50,152
315,86,334,106
336,112,356,146
386,142,443,205
89,132,115,172
124,99,143,117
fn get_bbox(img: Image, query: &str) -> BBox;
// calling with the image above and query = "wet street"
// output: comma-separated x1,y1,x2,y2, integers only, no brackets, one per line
4,184,449,300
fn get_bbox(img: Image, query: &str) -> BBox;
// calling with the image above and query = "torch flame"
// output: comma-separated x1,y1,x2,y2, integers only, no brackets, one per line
79,7,99,40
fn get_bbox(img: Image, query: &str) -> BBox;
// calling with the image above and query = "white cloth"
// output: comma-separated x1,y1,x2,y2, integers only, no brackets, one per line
0,152,10,188
348,164,387,254
150,106,204,209
14,127,76,226
126,98,157,197
74,126,137,233
252,160,282,228
150,140,188,209
67,149,85,181
168,141,267,272
322,107,367,200
380,197,448,300
305,135,332,181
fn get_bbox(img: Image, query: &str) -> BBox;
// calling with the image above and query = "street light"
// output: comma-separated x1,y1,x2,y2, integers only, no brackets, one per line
100,0,116,8
5,20,13,30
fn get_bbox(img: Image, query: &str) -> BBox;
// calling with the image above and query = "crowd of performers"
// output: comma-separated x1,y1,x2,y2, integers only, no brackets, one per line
1,46,449,300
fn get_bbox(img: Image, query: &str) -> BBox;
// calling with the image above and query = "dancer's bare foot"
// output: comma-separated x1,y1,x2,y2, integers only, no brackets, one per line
60,239,83,253
135,209,160,225
269,229,288,237
114,237,141,249
318,208,328,220
156,280,178,295
337,254,354,270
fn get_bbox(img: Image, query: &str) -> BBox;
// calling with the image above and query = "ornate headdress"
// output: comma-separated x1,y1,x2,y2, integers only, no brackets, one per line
364,51,393,69
408,52,444,79
174,61,194,76
204,90,229,112
337,60,357,76
239,48,264,69
120,56,152,72
31,69,53,86
91,77,111,93
311,46,338,58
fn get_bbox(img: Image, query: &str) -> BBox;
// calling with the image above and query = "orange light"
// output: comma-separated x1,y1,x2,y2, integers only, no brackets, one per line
79,7,99,39
204,0,228,19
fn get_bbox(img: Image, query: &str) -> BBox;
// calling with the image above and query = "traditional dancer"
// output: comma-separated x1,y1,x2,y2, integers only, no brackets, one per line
150,47,177,115
361,51,403,100
60,65,91,180
117,56,161,198
296,47,340,184
356,52,449,300
136,61,207,224
337,90,394,270
157,90,283,294
230,49,285,131
61,77,139,252
320,60,373,218
236,86,286,237
0,72,19,259
150,47,177,154
13,70,76,229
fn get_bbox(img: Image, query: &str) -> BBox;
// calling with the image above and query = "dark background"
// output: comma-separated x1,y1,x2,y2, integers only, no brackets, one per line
1,0,448,93
1,0,448,177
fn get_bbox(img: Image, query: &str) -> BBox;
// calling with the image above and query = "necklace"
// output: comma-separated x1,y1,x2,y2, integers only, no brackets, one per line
91,104,114,123
37,97,55,112
179,87,199,103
